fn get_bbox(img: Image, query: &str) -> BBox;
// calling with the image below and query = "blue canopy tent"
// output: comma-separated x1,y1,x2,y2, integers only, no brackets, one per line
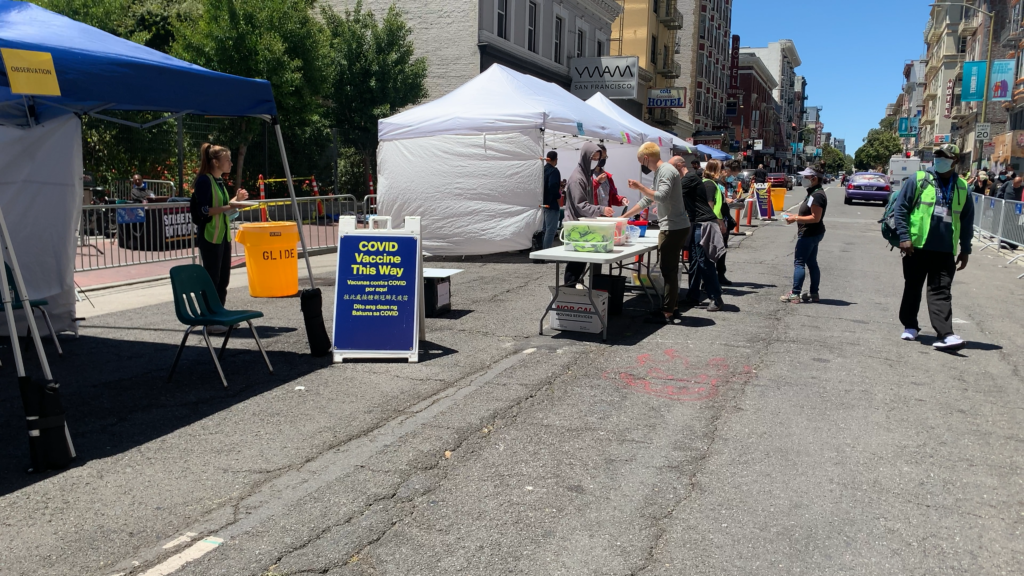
0,0,315,285
0,1,320,469
694,144,731,161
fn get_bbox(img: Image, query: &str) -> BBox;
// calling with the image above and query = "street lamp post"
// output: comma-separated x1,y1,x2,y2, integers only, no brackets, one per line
929,2,995,170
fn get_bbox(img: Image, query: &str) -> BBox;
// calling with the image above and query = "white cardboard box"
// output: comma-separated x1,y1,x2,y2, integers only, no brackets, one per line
548,287,609,334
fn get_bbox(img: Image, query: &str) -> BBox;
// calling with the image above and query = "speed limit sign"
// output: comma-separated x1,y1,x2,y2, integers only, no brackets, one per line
976,123,991,141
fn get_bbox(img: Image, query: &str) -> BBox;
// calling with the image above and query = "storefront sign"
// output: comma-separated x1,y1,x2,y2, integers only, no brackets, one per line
934,134,951,144
944,78,955,118
815,122,823,146
333,220,421,363
0,48,61,96
962,61,987,102
647,87,686,108
989,59,1014,101
570,56,639,100
761,146,775,154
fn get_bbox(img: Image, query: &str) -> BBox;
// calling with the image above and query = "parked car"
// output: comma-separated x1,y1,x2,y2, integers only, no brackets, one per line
768,173,791,190
786,175,796,189
845,172,892,205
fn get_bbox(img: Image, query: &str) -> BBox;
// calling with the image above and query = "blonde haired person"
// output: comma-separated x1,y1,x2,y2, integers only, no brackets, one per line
190,143,250,311
623,143,690,322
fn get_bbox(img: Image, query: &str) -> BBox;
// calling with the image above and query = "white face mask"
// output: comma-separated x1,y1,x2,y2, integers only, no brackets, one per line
802,177,815,188
933,158,954,173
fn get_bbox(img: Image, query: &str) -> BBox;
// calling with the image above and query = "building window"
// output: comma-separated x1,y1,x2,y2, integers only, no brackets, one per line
663,45,669,68
651,35,657,67
699,15,706,39
597,40,604,57
497,0,507,40
527,2,537,53
577,29,585,58
554,16,563,64
653,0,659,14
957,36,967,54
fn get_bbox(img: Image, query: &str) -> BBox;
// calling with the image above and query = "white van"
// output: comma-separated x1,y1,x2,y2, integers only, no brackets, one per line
888,155,922,191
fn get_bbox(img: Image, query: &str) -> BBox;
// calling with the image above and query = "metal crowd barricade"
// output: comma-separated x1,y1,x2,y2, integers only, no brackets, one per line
363,194,378,218
76,202,197,272
229,195,348,258
970,193,1024,279
106,179,177,201
76,195,349,273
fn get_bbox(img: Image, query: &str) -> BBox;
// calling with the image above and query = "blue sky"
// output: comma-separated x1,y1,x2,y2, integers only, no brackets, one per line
731,0,933,154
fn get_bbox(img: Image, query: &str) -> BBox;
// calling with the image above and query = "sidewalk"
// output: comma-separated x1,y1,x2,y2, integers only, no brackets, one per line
76,253,340,318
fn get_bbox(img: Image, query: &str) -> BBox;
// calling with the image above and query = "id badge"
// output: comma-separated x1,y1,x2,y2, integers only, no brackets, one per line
934,206,948,220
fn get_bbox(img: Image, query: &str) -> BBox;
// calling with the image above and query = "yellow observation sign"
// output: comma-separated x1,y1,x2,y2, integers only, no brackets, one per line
1,48,60,96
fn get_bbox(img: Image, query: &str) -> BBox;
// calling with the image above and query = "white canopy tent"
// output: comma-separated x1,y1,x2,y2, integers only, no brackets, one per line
576,93,692,209
377,64,642,256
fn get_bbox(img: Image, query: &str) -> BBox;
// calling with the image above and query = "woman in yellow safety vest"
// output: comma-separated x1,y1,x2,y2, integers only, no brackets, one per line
191,143,250,314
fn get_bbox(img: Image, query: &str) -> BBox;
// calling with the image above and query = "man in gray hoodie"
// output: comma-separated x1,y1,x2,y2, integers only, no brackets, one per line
562,141,613,285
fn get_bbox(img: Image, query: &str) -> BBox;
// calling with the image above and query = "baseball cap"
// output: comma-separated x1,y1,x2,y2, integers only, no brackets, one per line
934,143,960,159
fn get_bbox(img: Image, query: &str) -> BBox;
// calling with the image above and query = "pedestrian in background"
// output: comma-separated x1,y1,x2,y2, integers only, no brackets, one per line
690,159,704,178
1012,175,1024,202
682,159,726,311
996,169,1016,200
754,164,767,184
781,165,828,303
622,146,690,323
541,151,561,250
894,143,973,351
710,162,734,286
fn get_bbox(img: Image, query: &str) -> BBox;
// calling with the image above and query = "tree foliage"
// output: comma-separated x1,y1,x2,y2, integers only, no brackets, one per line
36,0,198,52
322,1,428,194
855,117,903,172
820,144,846,176
171,0,331,189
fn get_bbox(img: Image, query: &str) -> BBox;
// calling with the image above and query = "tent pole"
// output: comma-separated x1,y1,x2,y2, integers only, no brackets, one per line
272,118,315,289
177,118,184,197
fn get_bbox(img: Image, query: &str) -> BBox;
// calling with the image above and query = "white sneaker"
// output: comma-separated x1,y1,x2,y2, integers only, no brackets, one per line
901,328,919,341
933,335,966,351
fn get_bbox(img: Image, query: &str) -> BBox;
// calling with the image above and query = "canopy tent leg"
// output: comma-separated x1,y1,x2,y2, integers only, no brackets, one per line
0,206,76,463
272,118,315,289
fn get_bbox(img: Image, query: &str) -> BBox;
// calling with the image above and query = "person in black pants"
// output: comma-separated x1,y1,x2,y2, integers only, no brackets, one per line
893,143,973,351
682,160,725,311
191,143,249,331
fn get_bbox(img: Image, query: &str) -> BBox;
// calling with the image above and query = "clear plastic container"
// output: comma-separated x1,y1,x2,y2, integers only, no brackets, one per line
560,221,616,253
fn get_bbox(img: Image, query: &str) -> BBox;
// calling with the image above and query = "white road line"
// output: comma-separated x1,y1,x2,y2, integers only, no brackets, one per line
161,532,197,550
139,538,223,576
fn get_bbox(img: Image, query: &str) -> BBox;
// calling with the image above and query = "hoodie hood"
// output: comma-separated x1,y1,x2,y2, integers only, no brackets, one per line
577,141,600,180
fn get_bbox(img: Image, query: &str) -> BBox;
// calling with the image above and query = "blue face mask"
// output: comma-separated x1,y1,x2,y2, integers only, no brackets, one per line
726,176,735,183
933,158,954,173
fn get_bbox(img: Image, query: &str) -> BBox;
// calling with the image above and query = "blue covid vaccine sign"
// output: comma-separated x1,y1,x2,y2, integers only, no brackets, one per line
333,234,419,357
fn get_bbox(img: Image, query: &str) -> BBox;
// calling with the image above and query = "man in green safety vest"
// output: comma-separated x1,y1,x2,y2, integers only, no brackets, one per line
893,143,974,351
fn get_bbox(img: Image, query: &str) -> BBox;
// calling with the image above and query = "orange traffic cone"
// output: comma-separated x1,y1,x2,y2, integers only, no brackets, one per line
312,176,324,217
258,175,268,222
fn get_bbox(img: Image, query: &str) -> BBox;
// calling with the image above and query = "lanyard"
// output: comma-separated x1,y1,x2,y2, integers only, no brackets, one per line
936,176,953,207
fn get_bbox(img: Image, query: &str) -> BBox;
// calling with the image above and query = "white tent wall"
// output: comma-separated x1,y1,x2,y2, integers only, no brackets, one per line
0,115,80,336
545,134,670,216
377,130,544,256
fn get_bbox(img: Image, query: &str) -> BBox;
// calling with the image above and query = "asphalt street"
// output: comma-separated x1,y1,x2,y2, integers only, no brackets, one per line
1,184,1022,576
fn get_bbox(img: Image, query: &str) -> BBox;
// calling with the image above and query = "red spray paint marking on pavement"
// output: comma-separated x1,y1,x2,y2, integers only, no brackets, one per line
604,352,755,402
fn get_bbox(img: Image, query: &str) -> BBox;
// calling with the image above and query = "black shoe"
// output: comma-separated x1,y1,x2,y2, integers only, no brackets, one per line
707,297,724,312
719,277,733,286
645,313,671,325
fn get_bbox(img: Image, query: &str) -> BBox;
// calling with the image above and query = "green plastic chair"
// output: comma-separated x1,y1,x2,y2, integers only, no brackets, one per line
167,264,273,388
2,263,62,356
